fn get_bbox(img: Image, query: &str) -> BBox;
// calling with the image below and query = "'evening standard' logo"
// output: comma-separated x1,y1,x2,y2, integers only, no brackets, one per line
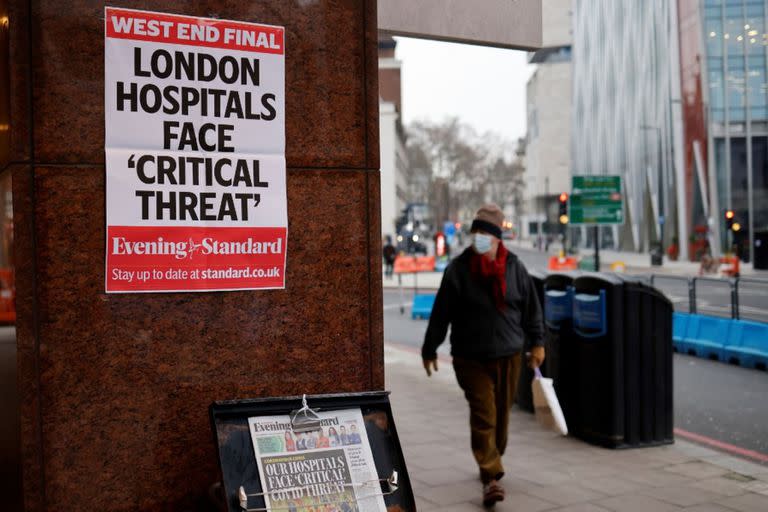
111,236,283,260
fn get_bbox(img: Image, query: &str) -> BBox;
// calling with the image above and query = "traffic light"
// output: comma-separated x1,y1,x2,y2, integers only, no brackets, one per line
725,209,735,231
558,192,569,224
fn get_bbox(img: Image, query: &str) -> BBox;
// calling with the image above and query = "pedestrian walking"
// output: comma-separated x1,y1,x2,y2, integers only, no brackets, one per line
421,203,545,508
383,236,396,278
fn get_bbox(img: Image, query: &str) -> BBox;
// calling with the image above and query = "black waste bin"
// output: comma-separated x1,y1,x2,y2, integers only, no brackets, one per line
755,231,768,270
529,269,546,311
617,275,674,447
542,273,577,424
516,270,546,413
650,244,663,266
571,274,625,447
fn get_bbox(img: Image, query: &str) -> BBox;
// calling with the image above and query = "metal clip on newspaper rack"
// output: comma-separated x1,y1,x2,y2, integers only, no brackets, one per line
238,470,400,511
289,394,323,434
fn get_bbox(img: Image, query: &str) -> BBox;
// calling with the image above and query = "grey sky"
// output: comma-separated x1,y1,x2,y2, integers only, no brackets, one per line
395,37,535,142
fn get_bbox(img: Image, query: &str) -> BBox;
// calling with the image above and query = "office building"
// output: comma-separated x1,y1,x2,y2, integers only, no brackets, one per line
378,37,410,239
523,0,573,240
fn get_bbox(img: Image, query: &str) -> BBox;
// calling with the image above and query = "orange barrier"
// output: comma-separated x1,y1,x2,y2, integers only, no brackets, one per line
394,255,435,273
719,256,740,277
548,256,578,271
0,268,15,325
610,261,626,273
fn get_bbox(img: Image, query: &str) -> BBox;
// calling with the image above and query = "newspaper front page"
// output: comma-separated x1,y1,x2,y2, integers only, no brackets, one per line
248,408,387,512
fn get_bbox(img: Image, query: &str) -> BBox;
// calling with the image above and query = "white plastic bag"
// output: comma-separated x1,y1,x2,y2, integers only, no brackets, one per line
531,367,568,436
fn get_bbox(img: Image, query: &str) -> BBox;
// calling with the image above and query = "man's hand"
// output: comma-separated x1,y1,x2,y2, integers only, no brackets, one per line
527,346,545,369
423,358,439,377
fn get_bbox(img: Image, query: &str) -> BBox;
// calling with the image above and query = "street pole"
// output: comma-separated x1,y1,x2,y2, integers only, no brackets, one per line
658,134,664,254
594,225,599,271
544,176,549,244
641,124,663,263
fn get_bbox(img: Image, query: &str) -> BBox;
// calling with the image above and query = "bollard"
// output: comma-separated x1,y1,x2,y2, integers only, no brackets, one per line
688,278,697,314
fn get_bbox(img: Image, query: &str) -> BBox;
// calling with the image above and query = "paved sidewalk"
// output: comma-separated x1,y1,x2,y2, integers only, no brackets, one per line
508,240,768,278
385,344,768,511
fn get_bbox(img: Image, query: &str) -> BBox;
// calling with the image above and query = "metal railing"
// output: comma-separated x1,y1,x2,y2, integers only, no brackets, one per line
649,274,768,321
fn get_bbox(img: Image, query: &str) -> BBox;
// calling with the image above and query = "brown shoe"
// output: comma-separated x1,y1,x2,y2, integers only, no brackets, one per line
482,480,505,508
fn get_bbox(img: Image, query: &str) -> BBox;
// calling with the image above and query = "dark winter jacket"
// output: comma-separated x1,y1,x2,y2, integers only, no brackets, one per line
421,247,544,360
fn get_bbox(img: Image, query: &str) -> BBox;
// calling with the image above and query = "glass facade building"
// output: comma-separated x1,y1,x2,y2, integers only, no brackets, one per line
701,0,768,260
573,0,768,261
572,0,683,253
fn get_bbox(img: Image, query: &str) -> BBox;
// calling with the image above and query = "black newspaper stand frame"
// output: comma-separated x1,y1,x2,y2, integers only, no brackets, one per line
210,391,416,512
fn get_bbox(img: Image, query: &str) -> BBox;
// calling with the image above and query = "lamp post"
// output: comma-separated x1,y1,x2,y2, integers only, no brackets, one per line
641,124,664,262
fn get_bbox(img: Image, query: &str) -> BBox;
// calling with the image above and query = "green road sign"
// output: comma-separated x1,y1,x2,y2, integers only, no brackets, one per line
569,175,624,225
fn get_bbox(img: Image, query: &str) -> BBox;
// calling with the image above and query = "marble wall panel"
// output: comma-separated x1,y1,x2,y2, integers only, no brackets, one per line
15,0,382,509
29,166,376,508
10,165,35,511
367,172,384,389
6,0,30,163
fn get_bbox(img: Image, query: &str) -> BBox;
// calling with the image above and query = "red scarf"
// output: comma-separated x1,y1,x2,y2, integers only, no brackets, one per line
469,243,508,311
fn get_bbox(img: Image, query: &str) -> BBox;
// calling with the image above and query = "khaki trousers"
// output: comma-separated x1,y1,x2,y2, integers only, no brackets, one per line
453,354,522,484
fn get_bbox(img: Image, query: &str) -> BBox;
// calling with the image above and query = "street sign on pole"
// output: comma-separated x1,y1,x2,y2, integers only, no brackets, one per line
569,176,624,225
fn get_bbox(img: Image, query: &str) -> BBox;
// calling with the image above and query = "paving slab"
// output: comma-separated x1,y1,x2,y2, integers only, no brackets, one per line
383,343,768,512
595,493,684,511
715,492,768,511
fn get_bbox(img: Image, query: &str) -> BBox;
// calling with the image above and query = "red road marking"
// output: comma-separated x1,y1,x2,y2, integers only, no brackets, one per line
674,428,768,464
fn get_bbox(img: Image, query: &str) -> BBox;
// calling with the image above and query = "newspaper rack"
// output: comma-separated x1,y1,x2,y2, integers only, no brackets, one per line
210,391,415,512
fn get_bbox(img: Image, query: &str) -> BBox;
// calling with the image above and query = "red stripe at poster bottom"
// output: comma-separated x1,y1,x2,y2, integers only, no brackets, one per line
106,225,286,292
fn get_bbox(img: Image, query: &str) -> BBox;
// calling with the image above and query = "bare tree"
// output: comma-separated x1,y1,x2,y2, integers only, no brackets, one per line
405,118,523,226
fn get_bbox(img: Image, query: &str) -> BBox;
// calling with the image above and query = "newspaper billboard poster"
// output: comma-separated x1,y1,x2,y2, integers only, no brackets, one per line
104,7,286,293
249,409,387,512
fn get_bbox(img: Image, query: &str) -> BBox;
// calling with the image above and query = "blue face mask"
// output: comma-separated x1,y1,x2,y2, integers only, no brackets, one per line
473,233,493,254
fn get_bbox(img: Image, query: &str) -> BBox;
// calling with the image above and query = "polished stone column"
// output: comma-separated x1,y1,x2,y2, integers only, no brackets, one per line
9,1,381,509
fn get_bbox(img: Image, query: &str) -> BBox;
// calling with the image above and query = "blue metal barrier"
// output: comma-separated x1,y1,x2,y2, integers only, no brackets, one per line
411,294,436,320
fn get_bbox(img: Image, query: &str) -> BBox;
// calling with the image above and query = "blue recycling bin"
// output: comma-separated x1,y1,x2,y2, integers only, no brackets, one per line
543,273,577,423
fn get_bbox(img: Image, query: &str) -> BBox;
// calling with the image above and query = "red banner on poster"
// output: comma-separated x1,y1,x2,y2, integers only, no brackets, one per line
105,7,284,54
106,226,286,292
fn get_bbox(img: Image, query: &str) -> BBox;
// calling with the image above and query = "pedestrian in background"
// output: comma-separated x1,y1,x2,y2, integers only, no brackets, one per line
421,203,545,508
383,236,396,278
